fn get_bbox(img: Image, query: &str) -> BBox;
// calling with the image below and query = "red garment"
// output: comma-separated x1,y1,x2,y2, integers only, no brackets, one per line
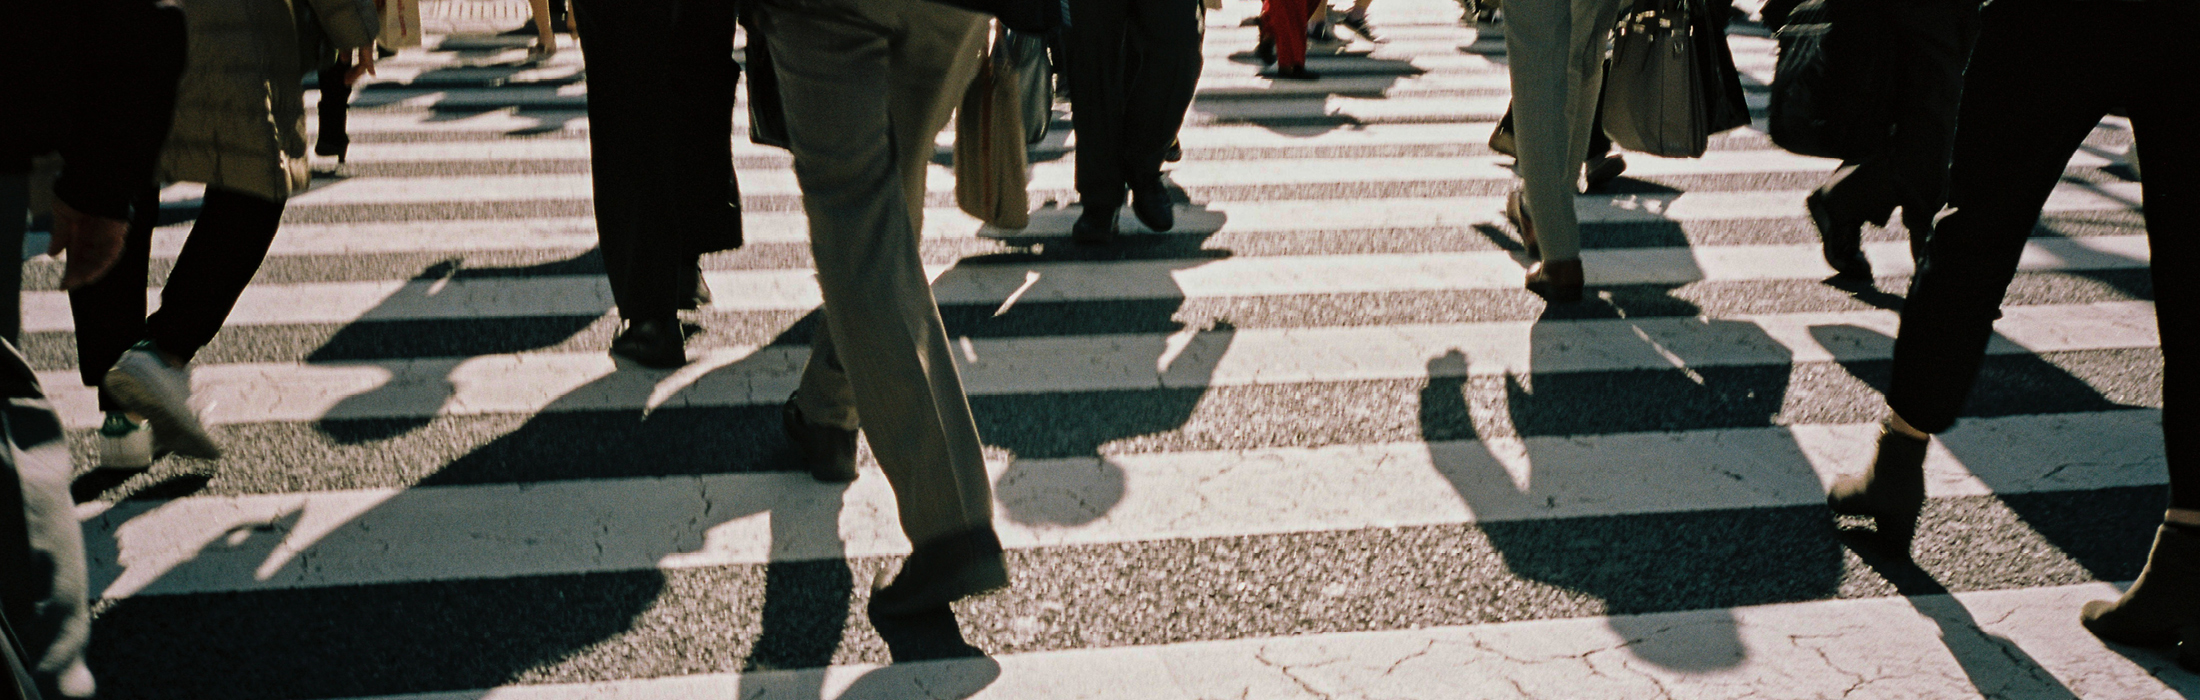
1262,0,1309,68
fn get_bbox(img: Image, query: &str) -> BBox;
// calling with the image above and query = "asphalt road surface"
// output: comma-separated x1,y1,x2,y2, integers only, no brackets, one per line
29,0,2191,697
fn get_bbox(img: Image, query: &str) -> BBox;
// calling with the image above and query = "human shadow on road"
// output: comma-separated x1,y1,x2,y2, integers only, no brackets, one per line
1415,287,1846,672
307,249,610,444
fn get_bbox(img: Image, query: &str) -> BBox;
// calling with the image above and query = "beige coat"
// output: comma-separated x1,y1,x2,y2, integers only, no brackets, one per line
160,0,377,202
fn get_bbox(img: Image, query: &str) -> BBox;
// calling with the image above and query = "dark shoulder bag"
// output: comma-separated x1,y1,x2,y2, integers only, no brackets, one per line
1766,0,1895,159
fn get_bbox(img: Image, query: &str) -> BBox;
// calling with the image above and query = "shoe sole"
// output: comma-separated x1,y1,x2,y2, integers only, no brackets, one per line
103,369,221,460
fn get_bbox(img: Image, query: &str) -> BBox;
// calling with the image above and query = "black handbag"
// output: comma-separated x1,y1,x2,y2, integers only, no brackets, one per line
1690,0,1752,136
1767,0,1895,160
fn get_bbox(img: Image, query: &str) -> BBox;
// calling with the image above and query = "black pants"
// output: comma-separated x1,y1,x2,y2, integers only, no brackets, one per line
316,66,353,157
69,187,283,412
571,0,741,322
1064,0,1203,210
1813,0,1977,236
1888,0,2196,510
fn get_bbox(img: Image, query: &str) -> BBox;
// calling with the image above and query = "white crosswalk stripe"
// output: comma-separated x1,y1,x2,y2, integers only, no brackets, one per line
39,0,2186,697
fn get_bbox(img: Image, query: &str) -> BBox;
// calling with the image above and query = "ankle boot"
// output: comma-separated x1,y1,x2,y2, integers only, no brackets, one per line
2081,524,2200,647
1827,424,1929,550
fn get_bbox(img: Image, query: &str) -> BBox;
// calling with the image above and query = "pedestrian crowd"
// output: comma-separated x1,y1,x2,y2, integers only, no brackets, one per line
1,0,2190,695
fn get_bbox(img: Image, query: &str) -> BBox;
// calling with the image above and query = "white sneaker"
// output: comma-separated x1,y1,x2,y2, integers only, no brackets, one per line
97,412,154,471
103,343,222,459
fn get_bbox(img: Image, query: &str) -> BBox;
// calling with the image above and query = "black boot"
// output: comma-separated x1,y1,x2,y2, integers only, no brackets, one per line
1129,176,1174,233
783,396,858,483
1807,191,1872,280
870,527,1010,616
1072,204,1119,246
1827,424,1930,551
2081,524,2200,648
609,318,685,368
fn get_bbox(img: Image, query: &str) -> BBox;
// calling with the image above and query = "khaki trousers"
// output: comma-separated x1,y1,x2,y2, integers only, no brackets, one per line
756,0,995,547
1503,0,1624,262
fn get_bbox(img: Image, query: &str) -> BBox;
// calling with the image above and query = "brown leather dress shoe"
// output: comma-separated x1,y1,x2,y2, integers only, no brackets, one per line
1524,259,1583,303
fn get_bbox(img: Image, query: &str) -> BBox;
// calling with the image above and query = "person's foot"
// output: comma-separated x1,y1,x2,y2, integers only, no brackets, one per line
1307,19,1335,43
1505,188,1539,258
1130,176,1174,233
1339,11,1376,39
1584,153,1627,192
1827,420,1930,551
1807,191,1871,280
783,395,858,483
1524,259,1583,303
314,134,349,162
1164,139,1183,163
104,341,221,460
609,318,686,369
1255,38,1277,65
97,412,155,471
2081,523,2200,648
527,39,558,62
870,527,1011,616
1072,205,1119,245
1272,64,1322,81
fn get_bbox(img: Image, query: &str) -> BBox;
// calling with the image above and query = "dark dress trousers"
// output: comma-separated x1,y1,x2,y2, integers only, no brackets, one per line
571,0,744,323
1888,0,2196,509
1063,0,1204,210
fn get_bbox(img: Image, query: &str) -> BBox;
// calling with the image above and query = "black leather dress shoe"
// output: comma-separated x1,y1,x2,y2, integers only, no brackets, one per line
610,318,685,368
870,527,1011,616
1072,205,1119,245
783,396,858,483
1807,191,1872,280
1130,177,1174,232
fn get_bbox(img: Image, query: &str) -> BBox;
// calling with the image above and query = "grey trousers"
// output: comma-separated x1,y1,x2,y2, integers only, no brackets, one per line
1503,0,1625,263
755,0,997,548
0,331,94,699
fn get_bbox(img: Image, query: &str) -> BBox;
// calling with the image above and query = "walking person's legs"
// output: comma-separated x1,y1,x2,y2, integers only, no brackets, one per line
1065,0,1131,242
99,187,285,462
0,339,94,699
2080,0,2200,669
1120,0,1203,233
1264,0,1313,76
760,0,1004,615
315,66,352,160
571,0,736,368
1807,0,1976,278
1502,0,1621,302
66,187,157,469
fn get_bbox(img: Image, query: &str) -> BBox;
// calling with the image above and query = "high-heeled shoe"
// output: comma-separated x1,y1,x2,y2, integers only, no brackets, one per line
1524,259,1583,303
1827,423,1930,551
2081,524,2200,649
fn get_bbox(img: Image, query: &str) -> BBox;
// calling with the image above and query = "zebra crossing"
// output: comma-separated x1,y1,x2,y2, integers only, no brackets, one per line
27,0,2193,696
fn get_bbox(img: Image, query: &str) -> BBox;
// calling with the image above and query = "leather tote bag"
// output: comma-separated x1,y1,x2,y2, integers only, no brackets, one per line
1766,0,1893,159
1002,30,1053,145
1690,0,1752,135
955,29,1034,229
1601,0,1708,158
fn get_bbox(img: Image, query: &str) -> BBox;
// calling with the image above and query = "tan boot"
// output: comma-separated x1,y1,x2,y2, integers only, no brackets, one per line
2081,524,2200,648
